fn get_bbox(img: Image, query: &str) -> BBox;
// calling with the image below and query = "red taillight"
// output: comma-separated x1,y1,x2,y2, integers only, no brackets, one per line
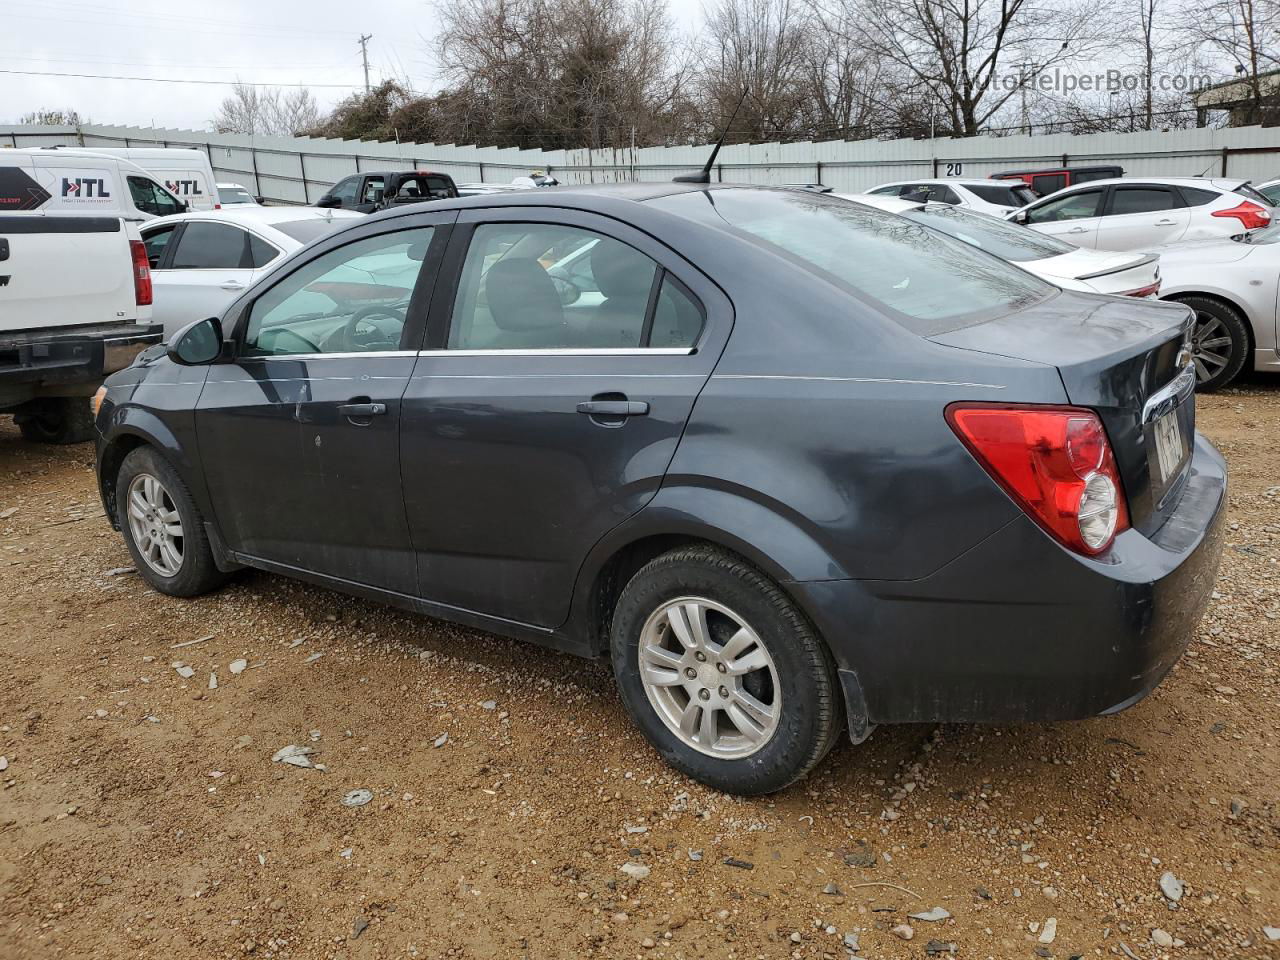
1119,281,1161,298
1211,200,1271,230
130,239,153,306
214,202,222,210
946,404,1129,555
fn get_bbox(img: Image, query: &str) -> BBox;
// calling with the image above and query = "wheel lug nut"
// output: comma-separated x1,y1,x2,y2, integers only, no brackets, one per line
716,662,727,673
684,667,697,679
694,652,706,662
718,686,729,699
698,689,710,701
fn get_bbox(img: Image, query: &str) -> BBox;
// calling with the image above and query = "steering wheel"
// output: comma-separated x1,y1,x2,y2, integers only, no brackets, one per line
326,305,405,352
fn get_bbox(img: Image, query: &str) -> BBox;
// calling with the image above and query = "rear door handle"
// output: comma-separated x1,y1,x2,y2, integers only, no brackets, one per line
576,400,649,417
337,402,387,417
220,280,247,291
1154,218,1176,225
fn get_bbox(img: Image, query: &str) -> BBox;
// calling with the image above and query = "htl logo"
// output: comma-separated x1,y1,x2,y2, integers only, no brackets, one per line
61,178,110,198
165,179,202,196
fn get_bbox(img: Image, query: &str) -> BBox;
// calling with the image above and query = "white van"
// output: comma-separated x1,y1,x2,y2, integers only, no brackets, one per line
0,148,187,221
50,147,220,211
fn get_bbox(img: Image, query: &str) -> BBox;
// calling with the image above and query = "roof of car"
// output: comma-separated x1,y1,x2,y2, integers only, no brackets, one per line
873,179,1023,188
836,192,923,213
144,206,364,229
1043,176,1247,192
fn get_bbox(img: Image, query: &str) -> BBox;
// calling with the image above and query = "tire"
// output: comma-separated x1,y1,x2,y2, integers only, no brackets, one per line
116,446,229,597
16,397,95,444
1172,295,1250,392
609,545,844,795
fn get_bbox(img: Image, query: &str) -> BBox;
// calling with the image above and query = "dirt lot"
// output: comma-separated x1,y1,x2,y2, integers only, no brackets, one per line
0,384,1277,960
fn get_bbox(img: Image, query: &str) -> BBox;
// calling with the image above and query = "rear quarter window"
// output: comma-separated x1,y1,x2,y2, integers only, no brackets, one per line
650,189,1051,335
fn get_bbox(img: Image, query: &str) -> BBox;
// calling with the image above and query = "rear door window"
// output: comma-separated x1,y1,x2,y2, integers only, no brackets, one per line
247,232,280,268
170,222,251,269
1107,187,1178,216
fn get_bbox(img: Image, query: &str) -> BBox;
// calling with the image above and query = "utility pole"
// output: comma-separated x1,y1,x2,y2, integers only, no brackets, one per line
358,34,373,93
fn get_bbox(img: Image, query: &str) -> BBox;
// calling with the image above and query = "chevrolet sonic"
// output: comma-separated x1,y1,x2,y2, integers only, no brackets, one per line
93,185,1226,795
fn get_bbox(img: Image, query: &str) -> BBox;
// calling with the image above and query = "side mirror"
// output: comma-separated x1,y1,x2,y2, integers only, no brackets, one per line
1012,209,1029,224
315,195,339,208
254,196,266,205
167,317,224,365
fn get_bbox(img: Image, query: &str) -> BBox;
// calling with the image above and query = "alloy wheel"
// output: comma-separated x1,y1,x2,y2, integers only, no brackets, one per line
1191,310,1234,384
126,473,184,577
638,597,781,759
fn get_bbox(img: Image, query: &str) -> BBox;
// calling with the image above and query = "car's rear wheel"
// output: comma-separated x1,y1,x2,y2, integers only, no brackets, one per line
15,397,95,444
1172,295,1250,391
116,446,228,597
610,545,843,795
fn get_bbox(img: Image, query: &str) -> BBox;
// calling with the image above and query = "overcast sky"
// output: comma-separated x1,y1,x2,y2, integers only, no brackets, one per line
1,0,706,131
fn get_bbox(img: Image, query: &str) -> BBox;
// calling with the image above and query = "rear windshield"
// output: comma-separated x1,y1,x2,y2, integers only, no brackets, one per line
1235,183,1273,205
966,182,1037,206
273,218,351,244
649,188,1051,332
900,203,1077,261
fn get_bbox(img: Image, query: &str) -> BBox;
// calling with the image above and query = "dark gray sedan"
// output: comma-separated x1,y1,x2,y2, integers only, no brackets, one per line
93,185,1226,795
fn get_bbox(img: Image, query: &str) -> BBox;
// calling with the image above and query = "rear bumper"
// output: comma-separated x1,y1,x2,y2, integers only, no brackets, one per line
0,322,163,389
794,432,1227,725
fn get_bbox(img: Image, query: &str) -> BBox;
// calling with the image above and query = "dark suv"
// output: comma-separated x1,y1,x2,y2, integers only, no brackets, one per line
93,185,1226,795
316,170,459,214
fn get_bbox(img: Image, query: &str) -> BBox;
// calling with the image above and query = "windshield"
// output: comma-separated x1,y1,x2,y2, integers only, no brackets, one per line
220,187,254,204
273,218,352,244
966,182,1037,206
649,188,1051,333
901,203,1077,261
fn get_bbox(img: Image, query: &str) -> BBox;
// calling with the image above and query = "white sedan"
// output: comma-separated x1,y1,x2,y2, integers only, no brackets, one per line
140,207,363,336
216,182,260,205
1009,177,1274,251
863,178,1037,216
1154,227,1280,390
845,194,1160,296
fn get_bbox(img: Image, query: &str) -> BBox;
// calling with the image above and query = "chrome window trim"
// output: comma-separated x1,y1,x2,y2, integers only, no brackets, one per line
233,347,696,361
418,348,695,357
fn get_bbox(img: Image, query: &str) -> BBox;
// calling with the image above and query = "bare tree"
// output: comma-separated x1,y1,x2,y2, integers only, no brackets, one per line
814,0,1113,136
1177,0,1280,124
20,108,86,125
213,84,322,137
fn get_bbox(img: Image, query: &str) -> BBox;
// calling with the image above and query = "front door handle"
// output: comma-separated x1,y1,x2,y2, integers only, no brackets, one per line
220,280,247,291
1067,226,1088,233
337,401,387,417
576,400,649,417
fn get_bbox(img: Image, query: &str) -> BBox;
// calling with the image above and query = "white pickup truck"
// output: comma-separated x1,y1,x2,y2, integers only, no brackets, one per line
0,216,163,443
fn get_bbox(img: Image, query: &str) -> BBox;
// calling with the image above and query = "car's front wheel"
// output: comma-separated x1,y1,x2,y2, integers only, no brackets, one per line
610,545,843,795
116,446,228,597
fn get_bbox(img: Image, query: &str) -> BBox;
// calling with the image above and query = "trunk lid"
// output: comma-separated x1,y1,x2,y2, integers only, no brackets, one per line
930,291,1195,535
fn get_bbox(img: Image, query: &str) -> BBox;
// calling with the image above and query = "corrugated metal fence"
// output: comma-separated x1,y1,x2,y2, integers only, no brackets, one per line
5,123,1280,203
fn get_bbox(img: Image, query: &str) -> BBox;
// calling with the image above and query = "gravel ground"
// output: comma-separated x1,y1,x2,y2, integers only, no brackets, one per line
0,383,1277,960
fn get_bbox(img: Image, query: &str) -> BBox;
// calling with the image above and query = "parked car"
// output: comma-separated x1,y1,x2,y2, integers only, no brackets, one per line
217,182,261,206
455,182,520,197
864,178,1037,216
846,193,1160,297
140,207,363,336
1153,225,1280,389
316,170,460,213
991,164,1125,196
0,148,186,221
48,146,220,211
94,185,1225,795
1011,177,1274,250
1253,178,1280,205
1,214,161,442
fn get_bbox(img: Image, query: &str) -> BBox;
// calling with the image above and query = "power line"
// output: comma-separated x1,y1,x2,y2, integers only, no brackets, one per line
0,68,362,89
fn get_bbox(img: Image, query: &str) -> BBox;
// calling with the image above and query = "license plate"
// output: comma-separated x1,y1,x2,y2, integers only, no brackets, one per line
1152,410,1186,484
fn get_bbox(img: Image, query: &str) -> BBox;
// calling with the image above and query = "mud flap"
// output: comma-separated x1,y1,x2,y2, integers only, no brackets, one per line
838,668,876,744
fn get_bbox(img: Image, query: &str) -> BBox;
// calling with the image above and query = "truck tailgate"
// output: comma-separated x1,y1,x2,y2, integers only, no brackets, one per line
0,217,140,330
